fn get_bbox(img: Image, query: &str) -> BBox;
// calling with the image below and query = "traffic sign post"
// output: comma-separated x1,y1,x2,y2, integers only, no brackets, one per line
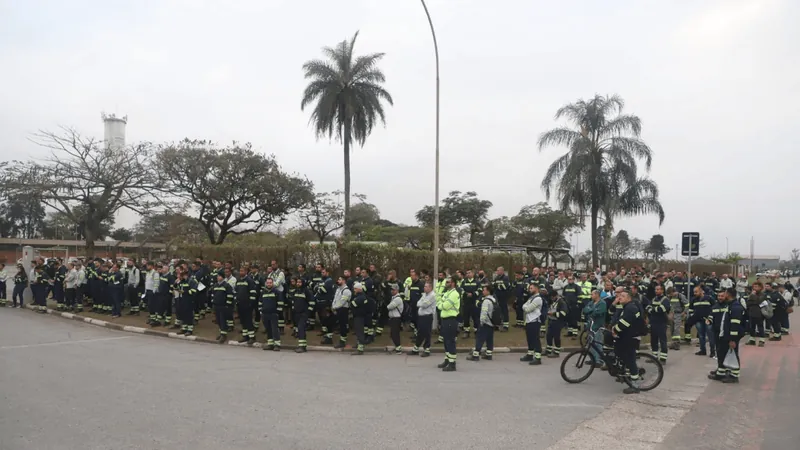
682,232,700,299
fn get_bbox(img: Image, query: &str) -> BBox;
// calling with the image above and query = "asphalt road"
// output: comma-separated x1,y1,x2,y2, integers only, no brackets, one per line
0,309,621,450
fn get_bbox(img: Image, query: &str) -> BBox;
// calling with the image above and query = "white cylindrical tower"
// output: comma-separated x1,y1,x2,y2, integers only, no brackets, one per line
101,112,127,150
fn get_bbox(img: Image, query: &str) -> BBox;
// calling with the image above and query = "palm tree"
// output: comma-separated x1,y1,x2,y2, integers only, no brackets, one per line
600,176,665,264
538,94,653,268
301,31,393,236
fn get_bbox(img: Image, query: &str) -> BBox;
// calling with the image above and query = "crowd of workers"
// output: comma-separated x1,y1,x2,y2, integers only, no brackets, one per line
2,257,795,390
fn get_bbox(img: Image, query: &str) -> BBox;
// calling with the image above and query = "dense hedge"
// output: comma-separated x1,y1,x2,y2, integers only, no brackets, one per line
176,243,537,276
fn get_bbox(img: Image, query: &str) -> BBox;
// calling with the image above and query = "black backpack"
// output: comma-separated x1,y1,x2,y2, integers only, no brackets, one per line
489,298,503,327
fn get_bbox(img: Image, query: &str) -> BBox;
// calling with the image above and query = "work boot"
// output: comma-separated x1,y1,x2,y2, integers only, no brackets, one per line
247,338,255,346
437,360,448,369
757,341,765,347
695,350,707,356
547,353,560,359
263,344,275,351
126,310,136,316
272,345,281,352
623,386,640,394
520,354,533,362
295,346,307,353
420,351,431,358
722,376,739,384
409,349,419,356
529,358,542,366
467,354,479,362
321,336,333,345
481,354,492,361
768,336,782,342
334,342,346,350
238,336,250,344
745,339,756,345
150,321,161,328
443,362,456,372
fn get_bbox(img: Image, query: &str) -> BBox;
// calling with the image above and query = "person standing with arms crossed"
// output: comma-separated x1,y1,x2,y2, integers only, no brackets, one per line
437,278,461,372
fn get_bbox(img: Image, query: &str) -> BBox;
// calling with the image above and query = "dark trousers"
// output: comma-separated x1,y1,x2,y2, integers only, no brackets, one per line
238,301,254,338
12,284,25,306
389,317,401,348
781,312,790,333
54,284,65,306
216,305,231,335
125,286,137,309
567,301,581,333
162,295,173,322
0,281,6,300
614,337,639,379
263,312,280,344
716,338,741,378
441,317,458,362
461,298,475,331
650,322,668,361
525,321,542,357
497,296,509,328
409,300,419,331
771,311,787,336
65,288,76,308
514,297,525,326
295,312,308,346
353,315,366,351
178,296,194,329
33,285,46,307
748,316,765,340
414,314,433,351
474,324,494,353
336,308,349,342
110,291,122,316
147,292,160,320
377,300,389,334
546,320,564,354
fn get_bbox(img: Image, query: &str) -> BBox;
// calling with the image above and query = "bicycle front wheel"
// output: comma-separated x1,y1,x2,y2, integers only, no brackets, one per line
560,349,596,384
578,330,589,347
626,352,664,391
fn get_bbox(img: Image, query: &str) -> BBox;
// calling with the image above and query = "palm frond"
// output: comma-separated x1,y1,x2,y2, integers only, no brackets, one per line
608,136,652,170
602,114,642,138
537,128,583,152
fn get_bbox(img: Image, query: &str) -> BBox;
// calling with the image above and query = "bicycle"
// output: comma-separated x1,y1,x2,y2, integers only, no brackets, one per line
560,323,664,391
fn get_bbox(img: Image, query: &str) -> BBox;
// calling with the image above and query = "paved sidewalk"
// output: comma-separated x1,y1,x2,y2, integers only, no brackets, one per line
657,334,800,450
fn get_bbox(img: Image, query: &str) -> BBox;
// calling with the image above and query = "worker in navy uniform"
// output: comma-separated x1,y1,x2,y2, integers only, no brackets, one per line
53,260,67,311
261,277,283,351
359,268,377,343
612,290,644,394
461,270,481,337
645,284,671,364
31,265,50,313
235,267,257,344
291,277,312,353
561,276,580,337
179,268,199,336
308,264,324,331
492,267,511,331
708,288,745,383
249,264,265,332
350,282,369,355
378,270,398,336
314,267,336,344
212,272,234,343
108,264,125,318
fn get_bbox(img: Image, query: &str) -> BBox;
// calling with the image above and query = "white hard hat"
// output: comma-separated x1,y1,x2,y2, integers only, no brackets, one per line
353,282,364,290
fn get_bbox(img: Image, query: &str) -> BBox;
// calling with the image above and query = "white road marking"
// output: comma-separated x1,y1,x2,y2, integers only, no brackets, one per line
0,336,132,350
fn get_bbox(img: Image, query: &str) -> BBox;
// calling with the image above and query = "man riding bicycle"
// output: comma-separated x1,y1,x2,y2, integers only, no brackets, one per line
611,290,644,394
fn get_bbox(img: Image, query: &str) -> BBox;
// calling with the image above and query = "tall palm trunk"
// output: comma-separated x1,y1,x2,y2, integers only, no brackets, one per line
590,204,599,269
603,218,613,266
342,123,351,238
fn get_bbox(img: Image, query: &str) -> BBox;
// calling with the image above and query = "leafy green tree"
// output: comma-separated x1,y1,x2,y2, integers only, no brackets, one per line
609,229,632,261
133,212,207,246
0,192,46,238
416,191,493,245
41,207,115,241
110,228,134,241
300,31,393,236
1,128,160,254
538,95,653,268
156,139,314,244
299,192,345,244
645,234,669,261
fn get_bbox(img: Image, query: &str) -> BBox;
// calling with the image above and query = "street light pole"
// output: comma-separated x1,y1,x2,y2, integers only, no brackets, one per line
421,0,441,279
726,237,729,255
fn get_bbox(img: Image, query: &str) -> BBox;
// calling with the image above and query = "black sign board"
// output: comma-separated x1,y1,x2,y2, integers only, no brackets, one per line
681,232,700,257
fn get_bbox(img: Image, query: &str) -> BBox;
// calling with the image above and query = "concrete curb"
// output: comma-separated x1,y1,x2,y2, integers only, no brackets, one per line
21,305,584,354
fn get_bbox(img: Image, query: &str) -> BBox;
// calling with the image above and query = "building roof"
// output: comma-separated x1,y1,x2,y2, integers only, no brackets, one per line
0,238,165,249
460,244,571,254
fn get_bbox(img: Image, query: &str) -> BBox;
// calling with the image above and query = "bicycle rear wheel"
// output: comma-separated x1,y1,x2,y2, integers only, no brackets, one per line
625,352,664,391
560,349,596,384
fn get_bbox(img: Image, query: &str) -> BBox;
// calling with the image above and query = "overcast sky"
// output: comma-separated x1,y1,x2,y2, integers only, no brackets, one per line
1,0,797,259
